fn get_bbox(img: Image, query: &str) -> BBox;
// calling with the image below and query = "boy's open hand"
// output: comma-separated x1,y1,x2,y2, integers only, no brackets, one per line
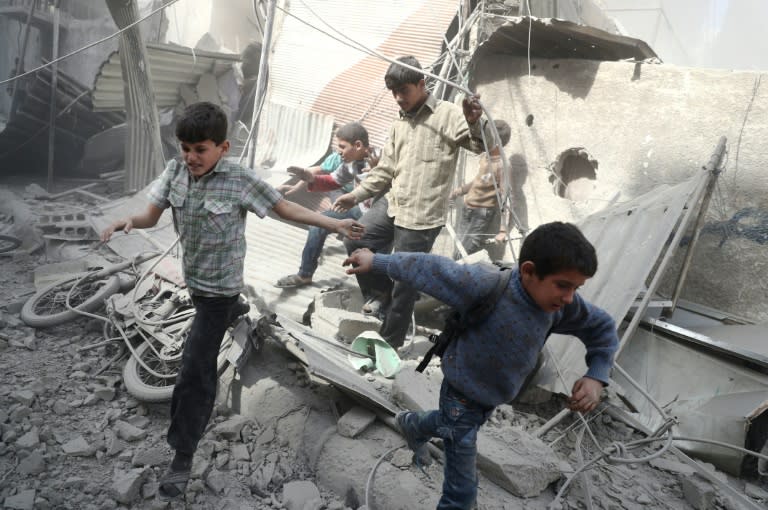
567,376,603,413
287,166,312,183
100,219,131,242
343,248,374,274
462,94,483,124
336,219,365,240
333,193,357,212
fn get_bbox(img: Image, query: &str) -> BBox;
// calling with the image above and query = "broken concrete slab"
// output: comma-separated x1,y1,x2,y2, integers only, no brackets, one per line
114,420,147,442
649,457,697,476
477,425,562,497
312,289,382,344
212,415,252,440
337,406,376,438
17,451,45,475
2,489,36,510
681,475,716,510
112,467,151,505
282,480,322,510
390,362,441,411
61,435,93,457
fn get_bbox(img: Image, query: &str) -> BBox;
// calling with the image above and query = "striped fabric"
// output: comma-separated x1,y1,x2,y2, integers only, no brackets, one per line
148,158,282,296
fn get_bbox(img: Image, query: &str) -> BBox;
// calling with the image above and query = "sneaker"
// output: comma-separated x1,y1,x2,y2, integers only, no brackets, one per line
395,411,432,466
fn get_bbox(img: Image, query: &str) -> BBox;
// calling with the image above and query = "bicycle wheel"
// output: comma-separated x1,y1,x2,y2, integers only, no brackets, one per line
122,331,234,402
0,234,21,254
21,274,121,328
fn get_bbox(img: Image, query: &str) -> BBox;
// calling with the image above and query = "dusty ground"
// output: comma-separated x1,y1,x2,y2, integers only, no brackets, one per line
1,181,767,510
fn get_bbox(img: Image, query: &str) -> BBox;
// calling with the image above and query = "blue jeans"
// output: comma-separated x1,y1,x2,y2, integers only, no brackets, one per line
456,205,501,260
408,380,493,509
167,294,239,455
299,207,361,278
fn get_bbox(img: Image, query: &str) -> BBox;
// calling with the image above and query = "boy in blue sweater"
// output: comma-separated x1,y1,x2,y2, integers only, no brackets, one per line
343,221,618,510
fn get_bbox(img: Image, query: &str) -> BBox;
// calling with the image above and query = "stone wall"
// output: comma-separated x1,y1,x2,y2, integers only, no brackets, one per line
471,55,768,321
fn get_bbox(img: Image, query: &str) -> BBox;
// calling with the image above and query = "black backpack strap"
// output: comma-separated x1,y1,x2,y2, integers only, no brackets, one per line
415,267,512,373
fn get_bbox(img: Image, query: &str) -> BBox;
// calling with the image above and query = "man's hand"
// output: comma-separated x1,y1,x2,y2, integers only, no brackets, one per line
567,377,603,413
336,219,365,240
287,166,313,183
462,94,483,124
343,248,374,275
333,193,357,212
494,231,507,244
100,219,131,242
450,186,466,199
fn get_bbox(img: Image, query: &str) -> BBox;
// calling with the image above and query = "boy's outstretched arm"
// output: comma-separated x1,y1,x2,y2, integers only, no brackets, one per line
100,204,164,242
272,199,364,239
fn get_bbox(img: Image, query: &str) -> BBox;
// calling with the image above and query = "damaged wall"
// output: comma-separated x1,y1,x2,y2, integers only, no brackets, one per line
471,56,768,321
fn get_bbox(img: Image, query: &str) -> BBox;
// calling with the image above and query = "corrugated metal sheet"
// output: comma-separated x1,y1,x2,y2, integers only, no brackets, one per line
470,17,659,66
267,0,459,149
92,42,240,111
90,189,353,324
532,171,707,395
251,102,335,187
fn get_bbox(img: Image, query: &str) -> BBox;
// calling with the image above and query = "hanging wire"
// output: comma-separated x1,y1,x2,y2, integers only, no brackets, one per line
0,0,183,87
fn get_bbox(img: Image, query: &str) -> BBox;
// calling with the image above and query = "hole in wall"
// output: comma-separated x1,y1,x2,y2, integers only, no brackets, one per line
525,114,534,127
549,147,598,201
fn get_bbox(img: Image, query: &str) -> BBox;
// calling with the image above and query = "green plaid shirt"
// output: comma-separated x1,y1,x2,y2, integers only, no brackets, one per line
148,158,282,297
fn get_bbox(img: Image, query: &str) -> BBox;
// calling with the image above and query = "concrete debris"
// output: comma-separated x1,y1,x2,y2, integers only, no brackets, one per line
745,482,768,501
2,489,36,510
15,428,40,449
131,447,166,467
10,389,35,406
61,435,94,457
213,415,252,440
336,406,377,438
112,467,151,504
114,420,148,442
17,451,46,475
681,475,716,510
282,480,322,510
649,457,697,476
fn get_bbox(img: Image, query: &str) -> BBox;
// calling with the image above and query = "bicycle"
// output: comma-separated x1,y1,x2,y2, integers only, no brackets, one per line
107,278,262,402
20,251,160,328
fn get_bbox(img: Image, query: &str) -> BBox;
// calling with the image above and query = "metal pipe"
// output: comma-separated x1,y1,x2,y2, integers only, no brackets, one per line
9,0,37,121
46,0,60,192
246,0,277,169
662,136,726,318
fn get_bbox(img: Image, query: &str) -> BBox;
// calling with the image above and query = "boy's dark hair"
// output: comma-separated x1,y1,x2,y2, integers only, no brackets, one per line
519,222,597,278
336,122,369,147
494,119,512,147
384,56,424,90
176,102,228,145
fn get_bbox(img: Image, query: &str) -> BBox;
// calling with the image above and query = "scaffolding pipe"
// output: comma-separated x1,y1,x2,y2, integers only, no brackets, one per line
46,1,60,192
246,0,277,170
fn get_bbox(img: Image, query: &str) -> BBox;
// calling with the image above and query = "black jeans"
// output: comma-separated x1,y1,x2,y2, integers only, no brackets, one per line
166,294,239,456
344,197,441,348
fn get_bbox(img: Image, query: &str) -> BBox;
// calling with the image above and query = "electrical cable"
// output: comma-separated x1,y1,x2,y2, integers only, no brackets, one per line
0,0,183,87
364,445,402,509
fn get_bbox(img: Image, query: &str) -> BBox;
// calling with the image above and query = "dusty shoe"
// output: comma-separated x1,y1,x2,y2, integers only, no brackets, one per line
274,274,312,288
362,297,384,315
395,411,432,467
157,467,190,500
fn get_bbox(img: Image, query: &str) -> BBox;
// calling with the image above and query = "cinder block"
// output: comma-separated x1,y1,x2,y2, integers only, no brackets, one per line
337,406,377,438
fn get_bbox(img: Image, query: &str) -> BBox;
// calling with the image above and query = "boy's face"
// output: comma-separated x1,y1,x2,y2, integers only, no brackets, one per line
336,137,367,163
390,79,428,113
519,261,588,313
180,139,229,178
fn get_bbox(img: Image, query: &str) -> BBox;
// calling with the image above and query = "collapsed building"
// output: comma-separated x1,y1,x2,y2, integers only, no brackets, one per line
1,0,767,509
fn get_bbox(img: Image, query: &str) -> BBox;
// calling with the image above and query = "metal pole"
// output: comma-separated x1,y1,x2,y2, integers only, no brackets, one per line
661,136,727,318
247,0,277,169
9,0,37,121
46,1,60,193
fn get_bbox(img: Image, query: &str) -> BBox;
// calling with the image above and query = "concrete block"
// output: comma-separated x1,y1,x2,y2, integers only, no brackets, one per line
3,489,35,510
477,425,562,497
337,406,376,438
312,289,381,344
391,363,441,411
112,467,150,505
282,480,321,510
681,475,715,510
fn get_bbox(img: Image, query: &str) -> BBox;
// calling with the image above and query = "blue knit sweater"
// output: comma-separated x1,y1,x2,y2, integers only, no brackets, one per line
372,252,619,408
